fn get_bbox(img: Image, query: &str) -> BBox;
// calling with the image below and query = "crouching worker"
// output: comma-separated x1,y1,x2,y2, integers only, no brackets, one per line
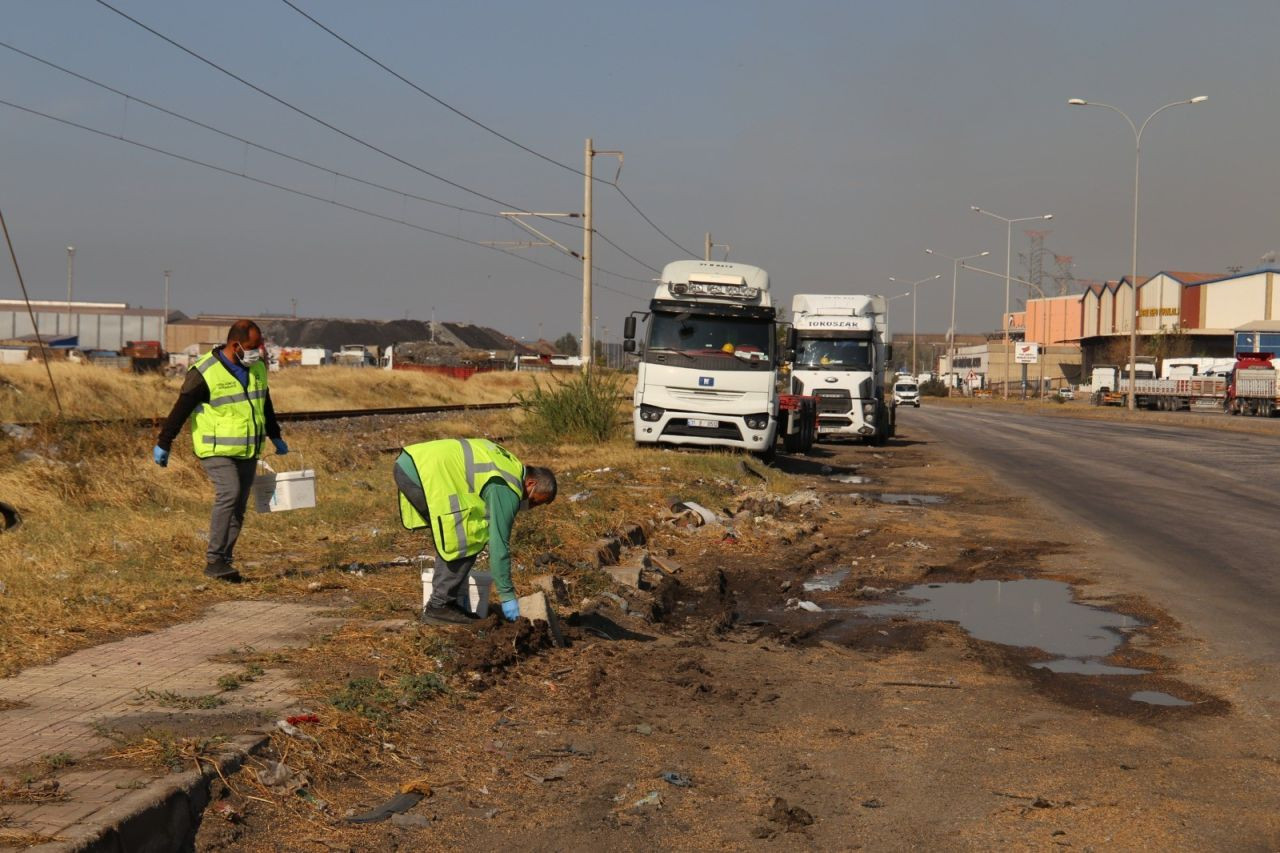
394,438,556,626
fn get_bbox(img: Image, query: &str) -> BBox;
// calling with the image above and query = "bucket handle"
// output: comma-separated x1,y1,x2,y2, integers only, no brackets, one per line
258,450,304,474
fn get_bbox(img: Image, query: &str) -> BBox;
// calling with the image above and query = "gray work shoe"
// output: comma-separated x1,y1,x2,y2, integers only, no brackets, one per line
419,601,479,626
204,559,242,583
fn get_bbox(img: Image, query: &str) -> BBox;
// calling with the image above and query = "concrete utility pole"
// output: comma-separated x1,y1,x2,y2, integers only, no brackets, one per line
582,138,593,373
65,245,75,336
705,232,711,262
163,269,171,350
1067,95,1207,410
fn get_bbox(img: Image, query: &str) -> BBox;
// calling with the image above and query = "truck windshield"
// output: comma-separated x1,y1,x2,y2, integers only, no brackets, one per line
794,337,872,370
647,313,773,363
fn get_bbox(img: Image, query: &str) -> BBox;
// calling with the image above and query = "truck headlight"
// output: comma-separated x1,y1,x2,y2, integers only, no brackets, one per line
862,401,877,416
744,413,770,430
639,404,664,422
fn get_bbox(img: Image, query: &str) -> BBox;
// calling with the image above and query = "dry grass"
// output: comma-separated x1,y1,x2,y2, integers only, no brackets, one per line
0,383,790,676
0,364,548,422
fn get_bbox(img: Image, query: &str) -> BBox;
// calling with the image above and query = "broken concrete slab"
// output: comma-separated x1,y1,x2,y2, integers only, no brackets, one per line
603,565,642,589
647,554,683,576
588,536,623,567
616,523,647,547
518,591,565,647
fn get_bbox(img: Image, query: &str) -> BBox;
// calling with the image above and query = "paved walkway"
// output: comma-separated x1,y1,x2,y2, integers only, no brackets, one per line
0,600,345,846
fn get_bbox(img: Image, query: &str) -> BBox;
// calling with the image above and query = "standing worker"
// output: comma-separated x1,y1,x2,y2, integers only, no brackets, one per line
395,438,556,625
153,320,288,582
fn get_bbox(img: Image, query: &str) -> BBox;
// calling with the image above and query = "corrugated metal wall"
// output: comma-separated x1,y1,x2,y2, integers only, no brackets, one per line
0,309,162,350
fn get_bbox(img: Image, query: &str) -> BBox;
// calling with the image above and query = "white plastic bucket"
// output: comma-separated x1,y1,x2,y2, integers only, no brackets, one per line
421,569,492,618
254,454,316,513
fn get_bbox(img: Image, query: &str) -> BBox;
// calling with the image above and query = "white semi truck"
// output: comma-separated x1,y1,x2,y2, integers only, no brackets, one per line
624,260,816,457
788,294,895,445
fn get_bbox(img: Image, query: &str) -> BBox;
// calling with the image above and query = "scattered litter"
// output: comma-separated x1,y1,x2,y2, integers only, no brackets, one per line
630,791,662,809
287,713,320,725
568,491,593,502
721,530,739,544
829,474,871,484
589,466,613,474
660,771,693,787
256,760,307,796
275,719,315,740
344,780,432,824
902,539,931,550
0,423,33,440
675,501,719,525
785,598,823,613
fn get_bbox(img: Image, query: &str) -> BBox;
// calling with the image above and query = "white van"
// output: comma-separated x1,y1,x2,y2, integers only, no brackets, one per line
893,377,920,408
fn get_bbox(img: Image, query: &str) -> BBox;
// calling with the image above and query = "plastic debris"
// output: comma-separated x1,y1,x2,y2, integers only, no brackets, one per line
677,501,720,525
568,491,593,502
630,790,663,809
257,760,307,795
785,598,823,613
276,719,315,740
344,780,431,824
660,771,693,787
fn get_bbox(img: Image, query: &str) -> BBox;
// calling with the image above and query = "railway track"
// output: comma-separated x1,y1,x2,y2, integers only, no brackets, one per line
11,400,522,430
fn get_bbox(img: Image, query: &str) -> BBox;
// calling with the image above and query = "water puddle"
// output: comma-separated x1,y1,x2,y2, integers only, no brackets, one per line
829,474,873,485
802,567,850,592
871,493,946,506
862,579,1139,662
1130,690,1192,707
1032,659,1149,676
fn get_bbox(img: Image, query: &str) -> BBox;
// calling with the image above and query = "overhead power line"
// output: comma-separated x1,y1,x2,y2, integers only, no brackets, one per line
0,97,647,299
0,39,655,283
89,1,670,272
276,0,696,260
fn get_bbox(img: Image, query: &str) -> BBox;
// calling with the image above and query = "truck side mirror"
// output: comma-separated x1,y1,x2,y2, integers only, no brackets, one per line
886,344,894,362
623,316,636,340
785,328,797,353
623,339,636,353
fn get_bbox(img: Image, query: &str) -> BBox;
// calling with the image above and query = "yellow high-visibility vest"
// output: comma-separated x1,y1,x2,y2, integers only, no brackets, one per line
189,351,269,460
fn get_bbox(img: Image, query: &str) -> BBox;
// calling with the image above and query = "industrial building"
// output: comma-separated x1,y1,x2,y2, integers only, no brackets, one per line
0,299,165,350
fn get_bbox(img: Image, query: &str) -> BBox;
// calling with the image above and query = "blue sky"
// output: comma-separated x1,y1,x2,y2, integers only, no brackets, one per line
2,1,1276,340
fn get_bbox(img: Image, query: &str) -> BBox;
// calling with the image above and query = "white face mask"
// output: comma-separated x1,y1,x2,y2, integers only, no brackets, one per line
239,346,262,366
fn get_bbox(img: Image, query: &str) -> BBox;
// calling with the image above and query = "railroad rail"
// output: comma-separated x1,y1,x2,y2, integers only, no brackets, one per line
10,401,522,430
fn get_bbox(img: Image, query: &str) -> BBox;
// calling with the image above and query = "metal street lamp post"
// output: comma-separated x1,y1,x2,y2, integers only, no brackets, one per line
889,274,942,377
65,245,75,336
925,249,989,395
971,207,1053,399
1067,95,1207,410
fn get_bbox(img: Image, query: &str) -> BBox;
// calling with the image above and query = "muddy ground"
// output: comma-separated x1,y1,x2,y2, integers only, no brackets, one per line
195,422,1280,851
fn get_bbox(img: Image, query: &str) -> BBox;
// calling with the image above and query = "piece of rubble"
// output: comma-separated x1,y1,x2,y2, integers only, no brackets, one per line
518,591,565,646
588,536,623,567
603,565,642,589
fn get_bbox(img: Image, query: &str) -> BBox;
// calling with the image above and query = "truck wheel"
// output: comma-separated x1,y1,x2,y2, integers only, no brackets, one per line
756,444,777,464
1091,392,1103,407
783,429,803,454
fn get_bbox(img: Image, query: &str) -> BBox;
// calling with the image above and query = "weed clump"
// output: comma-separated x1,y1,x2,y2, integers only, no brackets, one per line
516,371,626,444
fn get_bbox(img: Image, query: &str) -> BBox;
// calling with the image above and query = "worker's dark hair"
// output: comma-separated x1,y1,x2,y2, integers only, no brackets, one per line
226,319,262,344
525,466,557,502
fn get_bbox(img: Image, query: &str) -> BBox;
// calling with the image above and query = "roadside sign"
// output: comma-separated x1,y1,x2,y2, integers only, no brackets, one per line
1015,343,1040,364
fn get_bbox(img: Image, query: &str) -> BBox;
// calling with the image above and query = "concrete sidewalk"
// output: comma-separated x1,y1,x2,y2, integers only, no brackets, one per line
0,600,345,848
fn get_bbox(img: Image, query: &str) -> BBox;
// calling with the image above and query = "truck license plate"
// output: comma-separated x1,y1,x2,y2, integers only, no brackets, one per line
688,418,718,428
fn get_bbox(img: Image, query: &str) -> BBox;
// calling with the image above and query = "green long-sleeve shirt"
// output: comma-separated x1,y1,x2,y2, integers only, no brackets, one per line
395,454,522,601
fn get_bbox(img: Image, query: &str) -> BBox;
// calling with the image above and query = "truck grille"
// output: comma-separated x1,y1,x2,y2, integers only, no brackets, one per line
661,419,744,440
812,389,852,414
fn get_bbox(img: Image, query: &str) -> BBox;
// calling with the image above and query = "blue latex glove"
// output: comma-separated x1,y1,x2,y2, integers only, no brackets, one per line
271,437,289,455
152,445,169,467
501,599,520,622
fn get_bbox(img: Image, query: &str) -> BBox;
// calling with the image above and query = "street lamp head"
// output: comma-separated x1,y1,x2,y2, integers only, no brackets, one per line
979,251,990,257
1067,98,1087,106
1189,95,1208,104
970,205,981,212
66,245,75,253
932,274,941,280
1042,214,1054,220
925,249,935,255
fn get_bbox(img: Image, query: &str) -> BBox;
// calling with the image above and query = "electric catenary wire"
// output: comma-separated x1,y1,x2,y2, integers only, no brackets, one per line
276,0,696,261
0,97,646,300
79,5,664,276
0,41,652,284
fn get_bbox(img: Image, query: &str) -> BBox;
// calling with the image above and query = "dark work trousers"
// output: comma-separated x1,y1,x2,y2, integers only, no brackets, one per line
394,460,479,609
200,456,258,565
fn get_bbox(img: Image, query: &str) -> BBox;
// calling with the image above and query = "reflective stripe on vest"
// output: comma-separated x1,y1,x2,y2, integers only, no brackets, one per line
396,439,525,561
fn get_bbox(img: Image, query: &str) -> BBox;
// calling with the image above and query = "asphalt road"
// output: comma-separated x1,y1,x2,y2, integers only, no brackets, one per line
904,405,1280,668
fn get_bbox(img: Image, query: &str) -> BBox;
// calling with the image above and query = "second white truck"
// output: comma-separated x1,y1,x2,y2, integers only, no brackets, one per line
788,293,894,445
